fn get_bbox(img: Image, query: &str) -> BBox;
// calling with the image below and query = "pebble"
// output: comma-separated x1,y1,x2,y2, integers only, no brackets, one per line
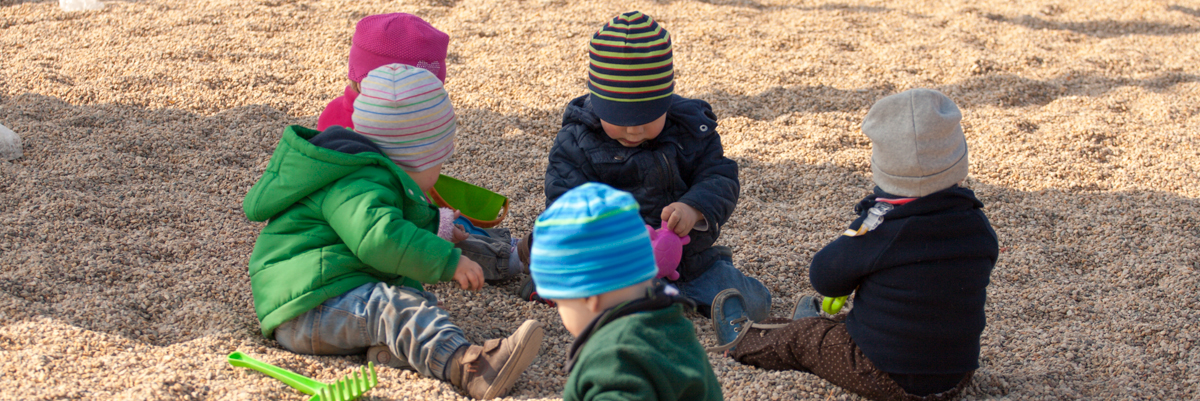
1,0,1198,400
0,124,20,161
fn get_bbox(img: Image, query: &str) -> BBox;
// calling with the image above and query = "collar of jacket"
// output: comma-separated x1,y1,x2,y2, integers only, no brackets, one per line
564,94,719,142
853,185,985,221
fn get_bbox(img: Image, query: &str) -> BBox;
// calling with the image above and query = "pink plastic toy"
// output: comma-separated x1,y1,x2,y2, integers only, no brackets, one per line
647,224,690,281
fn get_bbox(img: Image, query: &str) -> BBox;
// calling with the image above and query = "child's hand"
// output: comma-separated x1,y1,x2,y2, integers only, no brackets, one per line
453,257,486,291
661,202,704,237
450,224,471,244
447,210,470,243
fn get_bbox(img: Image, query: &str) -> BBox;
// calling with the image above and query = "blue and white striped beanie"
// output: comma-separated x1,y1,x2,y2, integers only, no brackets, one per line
530,183,657,299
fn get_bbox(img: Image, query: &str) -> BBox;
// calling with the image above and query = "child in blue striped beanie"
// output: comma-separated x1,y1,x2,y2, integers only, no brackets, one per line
530,183,722,401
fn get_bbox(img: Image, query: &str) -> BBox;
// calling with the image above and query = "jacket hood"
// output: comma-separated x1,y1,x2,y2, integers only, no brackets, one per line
243,125,396,221
563,94,719,140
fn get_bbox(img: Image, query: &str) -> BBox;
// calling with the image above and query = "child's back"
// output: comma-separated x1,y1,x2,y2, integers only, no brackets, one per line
564,292,718,401
243,124,452,335
810,185,996,375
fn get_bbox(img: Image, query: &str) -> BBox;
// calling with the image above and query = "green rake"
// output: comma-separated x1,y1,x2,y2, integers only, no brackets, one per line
228,351,377,401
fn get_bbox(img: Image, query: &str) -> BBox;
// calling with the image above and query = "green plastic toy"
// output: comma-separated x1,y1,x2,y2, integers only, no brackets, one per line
227,351,377,401
429,174,509,228
822,295,848,315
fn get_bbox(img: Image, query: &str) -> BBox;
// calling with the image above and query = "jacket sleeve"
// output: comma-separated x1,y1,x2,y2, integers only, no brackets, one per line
676,133,739,229
319,171,459,284
808,223,898,297
545,127,595,208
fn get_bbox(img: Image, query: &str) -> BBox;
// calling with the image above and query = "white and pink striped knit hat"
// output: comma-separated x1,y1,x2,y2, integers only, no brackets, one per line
352,63,456,172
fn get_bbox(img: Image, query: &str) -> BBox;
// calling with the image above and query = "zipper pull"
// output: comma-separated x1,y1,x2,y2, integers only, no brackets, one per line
843,202,893,237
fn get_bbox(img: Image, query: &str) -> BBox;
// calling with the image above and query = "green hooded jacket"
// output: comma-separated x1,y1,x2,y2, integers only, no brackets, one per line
242,125,460,338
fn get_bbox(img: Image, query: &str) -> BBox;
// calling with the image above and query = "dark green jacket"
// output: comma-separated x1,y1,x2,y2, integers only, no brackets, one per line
243,126,460,338
564,303,723,401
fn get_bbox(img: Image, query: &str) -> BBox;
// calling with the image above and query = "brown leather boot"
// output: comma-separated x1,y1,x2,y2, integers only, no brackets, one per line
449,319,545,399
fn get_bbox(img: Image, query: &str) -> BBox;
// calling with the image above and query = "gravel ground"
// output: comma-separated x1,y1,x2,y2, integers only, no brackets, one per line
2,0,1199,399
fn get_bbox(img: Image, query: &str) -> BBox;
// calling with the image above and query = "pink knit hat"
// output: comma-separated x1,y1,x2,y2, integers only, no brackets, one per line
348,13,449,83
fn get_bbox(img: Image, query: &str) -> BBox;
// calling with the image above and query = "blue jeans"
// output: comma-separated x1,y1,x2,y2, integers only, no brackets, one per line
274,282,469,381
674,252,772,322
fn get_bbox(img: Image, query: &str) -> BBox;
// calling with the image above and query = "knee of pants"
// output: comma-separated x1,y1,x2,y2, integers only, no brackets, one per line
709,258,772,320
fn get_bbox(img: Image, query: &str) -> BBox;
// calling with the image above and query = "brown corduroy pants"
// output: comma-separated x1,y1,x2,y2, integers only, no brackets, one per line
729,318,973,401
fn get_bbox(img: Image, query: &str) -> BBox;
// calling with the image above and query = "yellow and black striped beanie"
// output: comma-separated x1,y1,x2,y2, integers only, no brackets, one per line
587,11,674,126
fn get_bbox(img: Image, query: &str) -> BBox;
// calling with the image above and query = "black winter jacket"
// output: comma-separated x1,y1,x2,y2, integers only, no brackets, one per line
545,94,739,281
810,186,998,375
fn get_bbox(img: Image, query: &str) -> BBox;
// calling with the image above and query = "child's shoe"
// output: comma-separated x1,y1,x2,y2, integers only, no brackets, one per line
708,289,790,354
791,295,822,320
448,319,546,399
517,275,555,306
516,232,532,273
710,288,751,352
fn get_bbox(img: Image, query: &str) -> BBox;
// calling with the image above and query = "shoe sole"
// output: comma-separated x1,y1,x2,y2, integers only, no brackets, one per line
484,320,545,399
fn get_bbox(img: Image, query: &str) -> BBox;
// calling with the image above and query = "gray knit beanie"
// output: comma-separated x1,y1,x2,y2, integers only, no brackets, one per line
862,88,968,197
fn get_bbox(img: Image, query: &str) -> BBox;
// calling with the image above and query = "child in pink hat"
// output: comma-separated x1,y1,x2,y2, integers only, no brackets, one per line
317,13,449,131
318,13,529,286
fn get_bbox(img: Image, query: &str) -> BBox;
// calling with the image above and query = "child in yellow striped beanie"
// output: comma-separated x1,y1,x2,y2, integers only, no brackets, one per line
536,11,773,325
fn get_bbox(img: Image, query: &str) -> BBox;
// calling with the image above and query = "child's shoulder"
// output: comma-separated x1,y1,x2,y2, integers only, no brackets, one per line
589,305,694,351
664,95,719,139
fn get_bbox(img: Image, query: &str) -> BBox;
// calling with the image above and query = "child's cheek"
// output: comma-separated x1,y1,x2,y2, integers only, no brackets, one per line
555,303,583,337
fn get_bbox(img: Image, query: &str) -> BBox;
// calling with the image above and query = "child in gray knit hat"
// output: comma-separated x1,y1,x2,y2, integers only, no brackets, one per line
711,89,998,401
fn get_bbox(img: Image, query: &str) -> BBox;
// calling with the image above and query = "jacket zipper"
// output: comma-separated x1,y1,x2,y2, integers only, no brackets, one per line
659,152,676,208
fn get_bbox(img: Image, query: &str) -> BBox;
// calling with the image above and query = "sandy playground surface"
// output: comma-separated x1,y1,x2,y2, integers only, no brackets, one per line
1,0,1199,399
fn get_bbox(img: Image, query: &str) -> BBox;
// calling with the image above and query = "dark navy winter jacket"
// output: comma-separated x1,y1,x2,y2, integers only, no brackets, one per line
810,186,998,375
545,94,739,281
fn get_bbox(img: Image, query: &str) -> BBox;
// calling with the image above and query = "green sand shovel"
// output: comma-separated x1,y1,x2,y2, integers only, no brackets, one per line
227,351,377,401
429,174,509,228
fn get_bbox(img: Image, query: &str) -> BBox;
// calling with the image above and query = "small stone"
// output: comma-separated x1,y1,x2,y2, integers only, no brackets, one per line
0,124,20,161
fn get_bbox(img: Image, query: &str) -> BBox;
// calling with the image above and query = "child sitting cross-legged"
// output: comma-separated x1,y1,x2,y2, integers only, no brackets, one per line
242,64,544,400
528,11,771,321
709,89,998,401
529,183,723,401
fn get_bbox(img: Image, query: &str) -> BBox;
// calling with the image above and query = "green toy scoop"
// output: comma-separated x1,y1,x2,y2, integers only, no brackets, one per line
227,351,377,401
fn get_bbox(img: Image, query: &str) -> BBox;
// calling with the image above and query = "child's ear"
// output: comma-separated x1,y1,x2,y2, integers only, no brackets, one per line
585,295,604,313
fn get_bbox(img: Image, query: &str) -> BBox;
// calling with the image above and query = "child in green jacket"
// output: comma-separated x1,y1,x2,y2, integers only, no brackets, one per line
242,64,543,400
529,183,723,401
